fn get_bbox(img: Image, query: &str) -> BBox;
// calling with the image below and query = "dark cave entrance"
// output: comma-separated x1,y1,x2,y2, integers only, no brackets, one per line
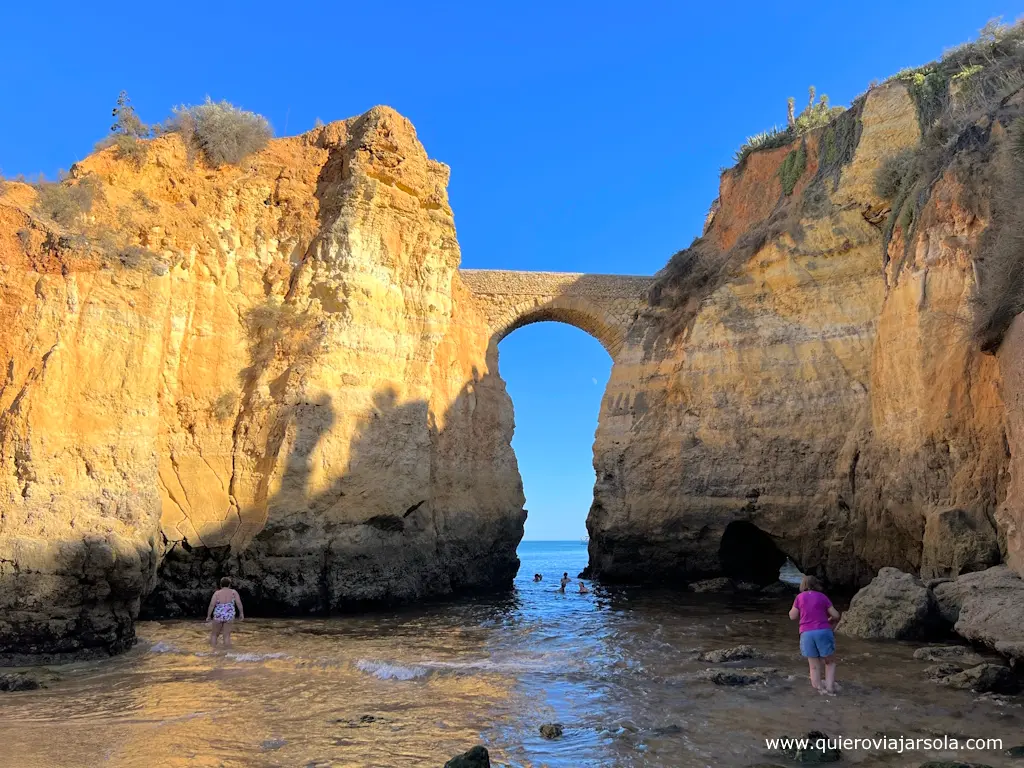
718,520,788,585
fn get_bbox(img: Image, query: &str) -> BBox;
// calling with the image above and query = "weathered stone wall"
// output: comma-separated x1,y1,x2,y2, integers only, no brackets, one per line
460,270,652,357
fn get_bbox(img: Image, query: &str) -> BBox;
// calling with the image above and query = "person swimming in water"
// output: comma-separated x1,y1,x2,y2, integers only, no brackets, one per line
206,577,244,650
559,572,571,592
578,581,590,594
533,573,543,582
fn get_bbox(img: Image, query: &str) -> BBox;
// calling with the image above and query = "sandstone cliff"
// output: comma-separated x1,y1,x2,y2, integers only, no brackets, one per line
0,107,525,659
589,78,1020,589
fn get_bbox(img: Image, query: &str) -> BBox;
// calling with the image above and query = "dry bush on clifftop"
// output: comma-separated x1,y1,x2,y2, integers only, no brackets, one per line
166,99,273,167
34,176,104,226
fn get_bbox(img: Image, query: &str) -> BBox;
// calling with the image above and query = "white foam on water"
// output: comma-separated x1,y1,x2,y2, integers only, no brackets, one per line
148,641,181,654
225,652,290,662
355,659,428,680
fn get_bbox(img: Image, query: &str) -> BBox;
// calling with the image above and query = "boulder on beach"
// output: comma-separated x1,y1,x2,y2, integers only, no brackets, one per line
697,645,764,663
836,568,934,640
762,581,798,595
930,567,1024,665
444,746,490,768
920,507,1000,580
913,646,985,666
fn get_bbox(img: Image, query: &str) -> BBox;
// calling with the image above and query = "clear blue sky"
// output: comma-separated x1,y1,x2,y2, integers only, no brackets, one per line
1,2,1016,539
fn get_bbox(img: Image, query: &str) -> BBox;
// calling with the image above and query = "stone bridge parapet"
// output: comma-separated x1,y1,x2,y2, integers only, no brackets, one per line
459,269,654,358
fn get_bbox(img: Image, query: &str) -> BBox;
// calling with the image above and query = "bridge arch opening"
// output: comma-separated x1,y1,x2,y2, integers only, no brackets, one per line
497,322,611,544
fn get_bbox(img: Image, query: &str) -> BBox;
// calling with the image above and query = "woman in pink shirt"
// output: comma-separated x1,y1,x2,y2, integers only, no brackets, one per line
788,575,841,695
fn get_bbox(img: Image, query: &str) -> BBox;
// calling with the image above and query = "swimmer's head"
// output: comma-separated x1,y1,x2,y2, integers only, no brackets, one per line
220,577,232,588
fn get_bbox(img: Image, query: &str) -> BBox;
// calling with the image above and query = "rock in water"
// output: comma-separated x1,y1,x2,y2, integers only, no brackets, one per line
700,668,776,686
697,645,764,663
837,568,934,640
924,663,965,679
938,663,1019,694
918,763,996,768
1005,745,1024,758
778,730,841,763
539,723,564,739
690,577,733,593
0,673,42,691
913,646,985,666
444,746,490,768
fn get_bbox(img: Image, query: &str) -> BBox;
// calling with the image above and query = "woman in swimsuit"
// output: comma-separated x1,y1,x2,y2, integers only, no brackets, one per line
206,577,244,650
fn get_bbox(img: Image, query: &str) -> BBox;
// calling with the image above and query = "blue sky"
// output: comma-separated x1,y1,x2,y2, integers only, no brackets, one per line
1,2,1017,539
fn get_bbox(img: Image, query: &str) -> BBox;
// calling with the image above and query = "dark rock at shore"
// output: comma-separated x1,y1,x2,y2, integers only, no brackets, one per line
444,745,490,767
938,663,1019,694
778,730,840,763
539,723,564,739
837,568,935,640
918,762,995,768
698,645,764,663
0,672,43,691
1006,745,1024,758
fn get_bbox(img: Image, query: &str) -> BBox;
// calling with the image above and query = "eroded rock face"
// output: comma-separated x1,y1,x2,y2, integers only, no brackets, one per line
589,83,1011,589
0,107,526,656
934,566,1024,663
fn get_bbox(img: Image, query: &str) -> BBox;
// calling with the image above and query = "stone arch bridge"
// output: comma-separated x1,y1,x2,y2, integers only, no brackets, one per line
459,270,655,358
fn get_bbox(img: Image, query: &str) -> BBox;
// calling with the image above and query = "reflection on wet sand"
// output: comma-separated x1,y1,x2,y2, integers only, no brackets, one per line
1,544,1022,767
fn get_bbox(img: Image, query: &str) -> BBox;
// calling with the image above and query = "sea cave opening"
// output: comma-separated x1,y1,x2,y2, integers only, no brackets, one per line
718,520,789,586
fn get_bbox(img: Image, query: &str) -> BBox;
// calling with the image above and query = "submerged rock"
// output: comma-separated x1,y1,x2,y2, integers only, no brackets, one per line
698,645,764,663
444,745,490,768
918,763,995,768
690,577,733,593
762,581,798,595
913,646,985,666
938,663,1019,694
1006,745,1024,758
539,723,564,739
777,730,841,763
700,668,776,686
837,568,934,640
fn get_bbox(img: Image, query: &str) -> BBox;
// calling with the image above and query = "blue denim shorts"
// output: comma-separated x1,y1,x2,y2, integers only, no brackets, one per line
800,629,835,658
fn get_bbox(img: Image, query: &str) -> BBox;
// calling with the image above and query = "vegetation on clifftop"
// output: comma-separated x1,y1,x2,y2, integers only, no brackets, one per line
733,86,844,166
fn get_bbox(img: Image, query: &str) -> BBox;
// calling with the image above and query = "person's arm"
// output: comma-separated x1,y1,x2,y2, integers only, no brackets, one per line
234,590,244,620
788,600,800,621
206,593,216,621
827,605,841,622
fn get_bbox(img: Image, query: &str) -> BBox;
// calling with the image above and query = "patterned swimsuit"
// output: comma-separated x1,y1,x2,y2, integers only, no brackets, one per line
212,601,236,622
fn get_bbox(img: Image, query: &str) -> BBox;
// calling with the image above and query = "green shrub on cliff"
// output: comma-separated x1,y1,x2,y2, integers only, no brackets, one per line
733,87,845,168
778,143,807,195
166,99,273,167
